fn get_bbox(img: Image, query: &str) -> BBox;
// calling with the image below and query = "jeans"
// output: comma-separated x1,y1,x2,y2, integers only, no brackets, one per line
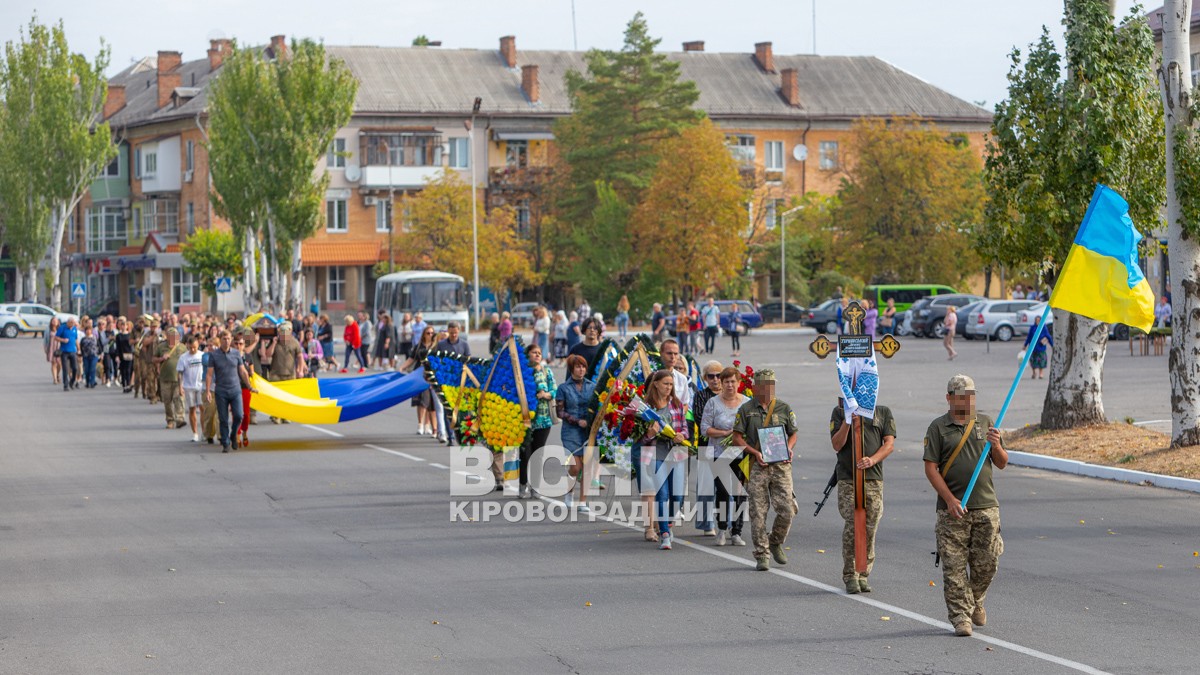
520,426,553,487
653,458,686,536
616,313,629,338
215,388,243,447
704,326,718,353
60,352,78,389
82,354,98,387
688,330,700,355
730,331,740,352
537,332,549,357
343,344,366,370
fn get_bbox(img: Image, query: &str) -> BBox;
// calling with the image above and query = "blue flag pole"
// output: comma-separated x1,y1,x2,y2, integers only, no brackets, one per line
959,302,1053,507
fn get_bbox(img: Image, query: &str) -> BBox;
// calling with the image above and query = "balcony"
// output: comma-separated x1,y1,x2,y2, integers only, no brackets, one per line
361,165,444,189
488,166,552,193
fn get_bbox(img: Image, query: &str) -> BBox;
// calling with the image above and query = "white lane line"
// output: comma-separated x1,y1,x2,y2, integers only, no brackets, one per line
428,462,449,470
302,424,344,438
1131,419,1170,426
538,495,1110,675
363,444,425,461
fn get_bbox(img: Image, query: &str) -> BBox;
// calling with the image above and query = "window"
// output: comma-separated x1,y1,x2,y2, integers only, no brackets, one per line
128,271,139,305
506,140,528,168
327,266,345,302
142,200,179,235
134,148,142,179
399,200,413,233
186,202,195,234
516,200,530,236
327,138,346,169
103,156,120,177
171,269,201,309
764,140,784,173
399,281,465,312
144,151,158,177
131,207,141,238
186,140,194,172
764,198,785,230
364,133,442,166
727,135,756,166
326,198,348,232
819,141,839,171
68,213,76,244
87,206,127,253
375,199,392,232
448,137,470,169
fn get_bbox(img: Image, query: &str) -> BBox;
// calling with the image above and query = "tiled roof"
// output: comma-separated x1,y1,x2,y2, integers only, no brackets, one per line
115,245,142,256
108,43,990,132
301,240,384,266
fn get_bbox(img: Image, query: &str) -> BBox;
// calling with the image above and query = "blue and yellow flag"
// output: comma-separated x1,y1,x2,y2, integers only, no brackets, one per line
1050,185,1155,332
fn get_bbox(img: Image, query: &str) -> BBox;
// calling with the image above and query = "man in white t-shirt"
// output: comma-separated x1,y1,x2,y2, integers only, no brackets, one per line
659,338,693,408
177,335,207,443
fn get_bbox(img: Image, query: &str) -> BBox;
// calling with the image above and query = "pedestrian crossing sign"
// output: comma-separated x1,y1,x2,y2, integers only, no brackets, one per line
71,282,86,299
215,277,233,293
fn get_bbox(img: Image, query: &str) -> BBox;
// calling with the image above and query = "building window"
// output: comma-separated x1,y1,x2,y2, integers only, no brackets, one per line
128,271,139,305
448,137,469,169
134,148,142,179
326,198,348,232
764,198,787,230
186,202,195,234
505,140,528,169
364,133,442,166
327,266,345,302
171,269,201,309
103,156,120,177
186,140,194,172
727,135,756,166
819,141,839,171
142,200,179,235
327,138,346,169
400,200,413,233
375,199,392,233
764,141,784,174
144,151,158,177
516,200,531,237
87,206,127,253
67,213,76,244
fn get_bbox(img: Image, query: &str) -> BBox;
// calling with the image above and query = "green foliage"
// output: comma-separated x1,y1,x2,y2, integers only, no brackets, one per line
1172,121,1200,239
833,118,984,287
181,229,243,295
982,1,1165,277
810,270,864,302
571,181,636,314
412,35,431,47
750,192,838,306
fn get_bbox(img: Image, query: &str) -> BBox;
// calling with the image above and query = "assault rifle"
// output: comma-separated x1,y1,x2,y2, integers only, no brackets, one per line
813,470,838,516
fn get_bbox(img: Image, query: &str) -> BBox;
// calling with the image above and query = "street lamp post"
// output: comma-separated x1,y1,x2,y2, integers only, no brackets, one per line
468,97,482,331
780,204,804,323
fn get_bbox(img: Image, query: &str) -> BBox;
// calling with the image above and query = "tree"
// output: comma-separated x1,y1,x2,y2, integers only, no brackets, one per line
1159,0,1200,448
412,35,432,47
550,12,702,297
633,120,748,299
750,192,838,306
181,229,243,312
396,170,539,299
833,118,984,287
207,38,356,312
0,16,115,308
982,0,1164,430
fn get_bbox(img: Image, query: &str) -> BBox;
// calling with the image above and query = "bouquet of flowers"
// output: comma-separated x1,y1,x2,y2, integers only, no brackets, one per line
731,360,755,398
595,380,648,467
621,396,695,450
457,411,483,446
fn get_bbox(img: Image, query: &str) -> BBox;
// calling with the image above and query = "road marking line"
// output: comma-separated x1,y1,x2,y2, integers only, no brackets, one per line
537,495,1110,675
1131,419,1170,426
363,444,425,461
302,424,344,438
428,462,449,470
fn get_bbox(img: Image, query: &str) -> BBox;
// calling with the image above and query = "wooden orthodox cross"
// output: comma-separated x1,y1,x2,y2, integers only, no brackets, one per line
808,301,901,574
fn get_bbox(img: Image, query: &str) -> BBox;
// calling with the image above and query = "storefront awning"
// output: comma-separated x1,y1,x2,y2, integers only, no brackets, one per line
492,128,554,141
301,241,384,267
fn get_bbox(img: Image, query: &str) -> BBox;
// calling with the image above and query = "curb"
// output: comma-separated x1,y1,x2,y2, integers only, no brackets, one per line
1006,450,1200,495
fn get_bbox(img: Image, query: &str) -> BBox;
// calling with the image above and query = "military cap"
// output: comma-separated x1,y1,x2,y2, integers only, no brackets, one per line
947,374,976,394
753,369,776,383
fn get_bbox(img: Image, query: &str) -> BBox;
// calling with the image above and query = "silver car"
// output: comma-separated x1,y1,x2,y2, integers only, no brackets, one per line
965,299,1040,342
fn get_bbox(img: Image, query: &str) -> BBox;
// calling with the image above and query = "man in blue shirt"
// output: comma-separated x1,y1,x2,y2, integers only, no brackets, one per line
55,317,80,391
205,330,256,453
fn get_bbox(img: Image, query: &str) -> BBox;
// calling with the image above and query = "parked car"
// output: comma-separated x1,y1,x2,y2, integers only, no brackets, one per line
909,294,984,337
965,299,1040,342
509,301,539,327
1013,303,1132,341
0,303,78,337
862,283,957,314
758,301,807,324
956,300,988,339
0,310,36,339
666,300,762,336
803,299,842,335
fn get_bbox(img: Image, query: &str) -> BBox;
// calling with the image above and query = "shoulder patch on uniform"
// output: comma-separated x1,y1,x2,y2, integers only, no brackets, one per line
830,419,836,432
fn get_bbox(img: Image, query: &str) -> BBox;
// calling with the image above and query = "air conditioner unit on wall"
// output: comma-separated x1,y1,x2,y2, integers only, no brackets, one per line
184,170,193,183
363,195,378,207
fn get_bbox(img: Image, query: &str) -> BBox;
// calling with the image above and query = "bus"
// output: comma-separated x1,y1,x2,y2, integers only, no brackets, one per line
374,270,470,335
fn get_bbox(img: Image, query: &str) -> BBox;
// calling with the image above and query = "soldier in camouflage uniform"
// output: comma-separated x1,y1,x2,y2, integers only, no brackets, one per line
829,399,896,594
140,319,162,404
730,370,799,571
923,374,1007,637
155,328,187,428
266,323,303,424
131,317,146,399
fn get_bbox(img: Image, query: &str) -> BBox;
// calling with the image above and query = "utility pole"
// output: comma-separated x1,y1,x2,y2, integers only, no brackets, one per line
469,97,483,331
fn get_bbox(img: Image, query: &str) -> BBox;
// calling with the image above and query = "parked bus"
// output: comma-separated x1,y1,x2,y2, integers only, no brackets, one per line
374,271,469,335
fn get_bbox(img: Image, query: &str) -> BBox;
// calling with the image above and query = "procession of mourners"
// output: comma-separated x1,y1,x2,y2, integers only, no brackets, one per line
31,299,1011,637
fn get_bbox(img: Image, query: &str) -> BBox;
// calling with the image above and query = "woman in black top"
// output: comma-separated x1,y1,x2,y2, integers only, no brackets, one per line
114,317,135,393
403,326,439,436
316,314,335,372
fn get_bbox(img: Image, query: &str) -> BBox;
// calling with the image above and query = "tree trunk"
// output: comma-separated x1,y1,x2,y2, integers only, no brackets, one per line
1161,0,1200,447
290,239,304,311
26,265,38,302
258,239,270,313
1040,310,1108,429
242,229,258,312
13,266,24,302
47,203,69,309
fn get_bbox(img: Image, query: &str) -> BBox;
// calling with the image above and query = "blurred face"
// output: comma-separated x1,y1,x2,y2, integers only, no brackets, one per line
583,321,598,340
660,343,679,368
654,376,674,398
572,362,587,380
704,369,722,392
447,325,460,341
422,328,436,343
187,340,198,353
754,381,774,403
219,334,232,350
720,375,739,396
947,391,976,418
528,347,543,365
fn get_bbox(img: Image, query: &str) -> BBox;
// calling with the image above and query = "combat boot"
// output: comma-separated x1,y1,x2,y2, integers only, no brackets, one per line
755,555,770,571
857,578,872,593
845,579,861,594
972,605,986,626
769,543,788,565
954,621,973,637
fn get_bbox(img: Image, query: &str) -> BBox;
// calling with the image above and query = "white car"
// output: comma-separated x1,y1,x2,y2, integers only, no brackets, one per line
1014,302,1131,341
0,303,79,338
965,299,1040,342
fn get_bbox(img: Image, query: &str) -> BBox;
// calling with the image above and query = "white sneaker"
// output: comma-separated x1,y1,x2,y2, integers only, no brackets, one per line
659,533,672,550
731,534,747,547
105,381,112,388
192,433,199,443
715,531,727,546
577,504,591,514
417,425,425,435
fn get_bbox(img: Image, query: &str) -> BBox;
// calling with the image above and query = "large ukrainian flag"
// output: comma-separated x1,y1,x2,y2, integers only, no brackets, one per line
1050,185,1156,332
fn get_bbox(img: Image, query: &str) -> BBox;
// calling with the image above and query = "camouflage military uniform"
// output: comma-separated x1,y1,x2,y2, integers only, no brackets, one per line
141,329,161,403
924,408,1003,629
267,327,300,423
156,335,186,427
830,405,896,588
732,395,799,560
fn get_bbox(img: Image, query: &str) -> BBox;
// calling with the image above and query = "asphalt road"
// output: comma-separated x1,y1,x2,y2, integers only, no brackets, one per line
0,330,1195,674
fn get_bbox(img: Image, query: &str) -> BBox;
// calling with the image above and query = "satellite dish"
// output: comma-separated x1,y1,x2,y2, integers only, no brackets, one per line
344,164,361,182
792,144,808,162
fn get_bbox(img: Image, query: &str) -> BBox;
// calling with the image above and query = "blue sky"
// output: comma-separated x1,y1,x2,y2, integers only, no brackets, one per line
1,0,1148,109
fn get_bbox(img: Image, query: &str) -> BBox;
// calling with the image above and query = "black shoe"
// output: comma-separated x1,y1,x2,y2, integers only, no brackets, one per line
221,444,230,453
206,437,214,445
